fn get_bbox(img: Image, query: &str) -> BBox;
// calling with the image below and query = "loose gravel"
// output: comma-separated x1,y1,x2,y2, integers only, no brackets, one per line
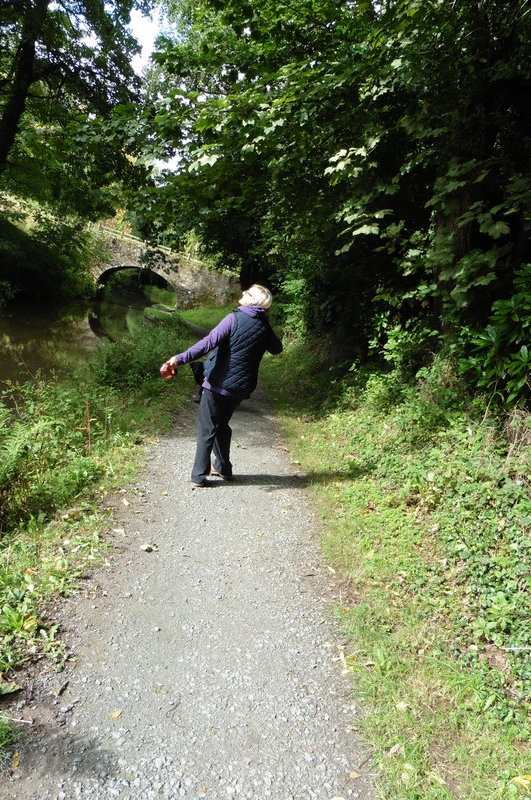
4,385,373,800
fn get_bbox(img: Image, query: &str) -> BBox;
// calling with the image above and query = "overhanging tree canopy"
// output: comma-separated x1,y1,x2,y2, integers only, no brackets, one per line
134,0,530,402
0,0,152,215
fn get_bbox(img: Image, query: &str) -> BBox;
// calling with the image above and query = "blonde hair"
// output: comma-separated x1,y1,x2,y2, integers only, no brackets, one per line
239,284,273,310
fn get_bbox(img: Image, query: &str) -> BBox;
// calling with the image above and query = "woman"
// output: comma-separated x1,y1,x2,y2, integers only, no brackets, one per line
163,284,283,487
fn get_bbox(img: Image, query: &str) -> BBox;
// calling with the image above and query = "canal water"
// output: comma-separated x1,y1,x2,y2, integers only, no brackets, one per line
0,269,176,386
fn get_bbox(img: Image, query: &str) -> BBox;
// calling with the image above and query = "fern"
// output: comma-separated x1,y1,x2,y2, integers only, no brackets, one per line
0,418,58,486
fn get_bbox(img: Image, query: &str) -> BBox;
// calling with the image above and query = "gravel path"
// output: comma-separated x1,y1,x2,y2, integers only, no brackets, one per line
5,385,372,800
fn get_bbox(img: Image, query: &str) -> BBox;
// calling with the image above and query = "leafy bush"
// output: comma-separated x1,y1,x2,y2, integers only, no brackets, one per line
387,325,441,374
459,265,531,406
0,383,108,529
89,314,191,388
0,717,19,755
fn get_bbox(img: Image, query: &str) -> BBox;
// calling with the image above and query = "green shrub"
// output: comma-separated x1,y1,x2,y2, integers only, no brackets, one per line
0,213,102,302
89,314,191,388
0,312,195,531
0,717,19,755
0,385,108,529
459,264,531,406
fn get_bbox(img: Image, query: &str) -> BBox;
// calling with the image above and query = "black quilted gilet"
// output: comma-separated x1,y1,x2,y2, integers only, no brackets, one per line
204,310,270,397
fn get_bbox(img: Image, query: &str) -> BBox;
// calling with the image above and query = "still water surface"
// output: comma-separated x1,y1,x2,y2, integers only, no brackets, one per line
0,272,176,386
0,299,99,385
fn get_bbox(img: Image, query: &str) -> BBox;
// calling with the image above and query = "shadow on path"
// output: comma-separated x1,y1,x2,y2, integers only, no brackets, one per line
199,463,376,491
8,725,118,785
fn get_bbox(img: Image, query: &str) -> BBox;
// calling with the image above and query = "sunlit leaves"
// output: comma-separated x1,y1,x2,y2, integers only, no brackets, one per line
134,0,531,405
0,0,151,215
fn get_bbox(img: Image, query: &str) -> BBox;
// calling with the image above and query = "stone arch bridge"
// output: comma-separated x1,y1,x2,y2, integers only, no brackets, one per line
90,225,238,307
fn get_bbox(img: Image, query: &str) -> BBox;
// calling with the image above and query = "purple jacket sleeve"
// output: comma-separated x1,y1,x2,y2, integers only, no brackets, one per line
175,313,234,365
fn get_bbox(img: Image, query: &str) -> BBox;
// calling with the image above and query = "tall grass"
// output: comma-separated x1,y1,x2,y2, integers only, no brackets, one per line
0,315,194,530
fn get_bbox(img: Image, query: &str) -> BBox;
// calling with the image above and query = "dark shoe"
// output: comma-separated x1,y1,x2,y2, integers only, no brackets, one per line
191,479,209,488
211,470,234,482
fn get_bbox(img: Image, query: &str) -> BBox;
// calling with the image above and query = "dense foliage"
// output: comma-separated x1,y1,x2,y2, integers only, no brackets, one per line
0,0,157,304
136,0,530,405
0,213,103,304
0,0,151,217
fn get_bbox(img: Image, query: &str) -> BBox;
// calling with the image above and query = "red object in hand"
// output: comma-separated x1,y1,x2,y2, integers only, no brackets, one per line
160,361,176,379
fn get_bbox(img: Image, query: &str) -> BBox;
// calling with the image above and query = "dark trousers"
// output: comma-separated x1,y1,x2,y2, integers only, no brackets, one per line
192,389,241,483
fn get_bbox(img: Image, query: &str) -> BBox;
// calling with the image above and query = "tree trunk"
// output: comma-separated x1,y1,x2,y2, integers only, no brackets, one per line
0,0,49,176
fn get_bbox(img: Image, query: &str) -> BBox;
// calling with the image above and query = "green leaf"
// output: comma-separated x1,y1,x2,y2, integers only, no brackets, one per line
487,221,510,239
0,682,22,696
351,224,380,237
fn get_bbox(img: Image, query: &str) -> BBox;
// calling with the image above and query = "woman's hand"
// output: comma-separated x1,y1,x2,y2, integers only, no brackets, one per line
160,358,179,379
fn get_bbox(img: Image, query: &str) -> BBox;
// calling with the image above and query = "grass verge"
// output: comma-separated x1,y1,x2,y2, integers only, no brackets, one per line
179,302,236,330
261,339,530,799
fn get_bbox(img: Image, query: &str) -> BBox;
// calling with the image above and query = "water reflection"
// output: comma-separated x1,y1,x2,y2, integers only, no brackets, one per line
0,299,99,385
92,267,176,341
0,269,176,386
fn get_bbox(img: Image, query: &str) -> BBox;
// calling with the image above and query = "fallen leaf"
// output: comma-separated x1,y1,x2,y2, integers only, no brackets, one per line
349,771,361,780
12,752,20,768
110,710,123,719
121,498,130,507
511,775,531,793
0,681,21,696
387,743,404,758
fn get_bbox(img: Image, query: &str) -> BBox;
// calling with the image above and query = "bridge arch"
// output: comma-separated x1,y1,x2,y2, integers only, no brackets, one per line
96,265,177,295
90,225,240,307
